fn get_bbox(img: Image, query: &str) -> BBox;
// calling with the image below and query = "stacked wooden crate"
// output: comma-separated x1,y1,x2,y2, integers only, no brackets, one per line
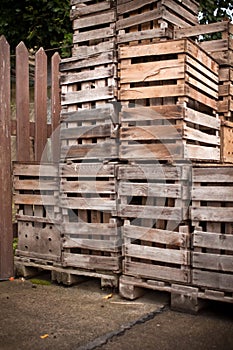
175,20,233,162
116,0,199,46
190,166,233,304
57,0,121,286
14,163,61,273
118,38,220,162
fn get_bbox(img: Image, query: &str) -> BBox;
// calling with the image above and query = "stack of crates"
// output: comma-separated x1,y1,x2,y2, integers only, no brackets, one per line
58,0,121,286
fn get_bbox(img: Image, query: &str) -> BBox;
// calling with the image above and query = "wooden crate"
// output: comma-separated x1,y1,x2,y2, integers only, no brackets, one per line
116,0,198,46
190,166,233,293
59,161,121,273
118,163,191,225
71,1,116,58
60,162,117,216
60,105,118,161
119,105,220,162
60,54,117,112
219,67,233,121
118,38,219,112
13,163,61,262
221,121,233,163
192,227,233,294
122,220,191,284
70,0,116,20
175,20,233,66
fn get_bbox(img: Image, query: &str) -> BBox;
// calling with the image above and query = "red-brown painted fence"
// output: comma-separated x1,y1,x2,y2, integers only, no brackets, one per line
0,36,61,278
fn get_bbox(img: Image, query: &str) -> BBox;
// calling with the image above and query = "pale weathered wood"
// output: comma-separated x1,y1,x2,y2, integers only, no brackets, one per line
118,182,182,198
191,207,233,222
63,252,120,271
193,230,233,251
0,36,13,278
119,204,182,221
192,252,233,272
192,269,233,292
192,186,233,201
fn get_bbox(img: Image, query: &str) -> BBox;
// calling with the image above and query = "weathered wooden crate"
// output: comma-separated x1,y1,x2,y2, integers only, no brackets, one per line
71,0,116,58
218,67,233,121
190,166,233,293
119,105,220,162
13,163,61,262
122,220,191,284
118,38,219,112
60,54,117,112
118,163,191,225
116,0,198,46
221,121,233,163
59,161,121,273
192,227,233,294
175,20,233,66
60,105,118,161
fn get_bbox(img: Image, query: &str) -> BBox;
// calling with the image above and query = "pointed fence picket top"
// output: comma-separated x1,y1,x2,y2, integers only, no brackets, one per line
16,41,30,162
0,36,14,279
35,47,48,162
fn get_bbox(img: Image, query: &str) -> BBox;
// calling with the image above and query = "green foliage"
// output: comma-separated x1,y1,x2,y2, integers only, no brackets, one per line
0,0,72,57
199,0,232,24
30,278,51,286
13,238,18,254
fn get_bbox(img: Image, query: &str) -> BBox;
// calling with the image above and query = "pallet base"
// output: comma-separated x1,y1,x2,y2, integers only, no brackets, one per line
119,275,233,314
14,256,119,288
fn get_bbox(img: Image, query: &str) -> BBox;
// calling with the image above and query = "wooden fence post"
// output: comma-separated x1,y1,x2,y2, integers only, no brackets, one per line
35,47,48,162
0,36,14,278
16,42,30,161
51,52,61,162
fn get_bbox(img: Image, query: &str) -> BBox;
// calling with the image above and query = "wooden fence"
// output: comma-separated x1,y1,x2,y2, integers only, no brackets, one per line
0,36,61,278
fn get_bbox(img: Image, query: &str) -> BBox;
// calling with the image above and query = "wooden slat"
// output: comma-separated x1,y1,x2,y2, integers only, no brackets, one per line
119,84,185,100
16,42,30,162
190,207,233,222
73,10,115,29
184,108,220,130
175,21,229,39
124,224,189,247
193,231,233,251
61,141,118,160
61,180,115,194
14,179,58,191
73,27,115,44
0,36,13,278
63,252,120,271
51,52,61,162
192,269,233,292
193,252,233,272
63,222,118,236
34,48,48,162
119,204,182,221
118,182,182,198
193,167,233,182
120,105,183,122
192,186,233,201
63,237,119,252
60,163,115,178
184,127,220,146
120,125,182,141
13,163,57,177
124,261,190,283
60,197,116,212
125,244,189,265
62,87,114,105
60,123,112,140
119,143,183,160
14,194,56,206
117,28,172,44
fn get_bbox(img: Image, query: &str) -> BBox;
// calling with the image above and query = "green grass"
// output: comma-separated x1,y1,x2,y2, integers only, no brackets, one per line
30,278,51,286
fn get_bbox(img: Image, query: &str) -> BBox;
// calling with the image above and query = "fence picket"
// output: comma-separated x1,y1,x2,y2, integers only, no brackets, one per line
0,36,14,278
35,47,48,162
51,52,61,162
16,42,30,161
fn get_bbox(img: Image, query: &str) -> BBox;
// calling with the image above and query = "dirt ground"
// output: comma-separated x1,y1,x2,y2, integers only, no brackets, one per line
0,274,233,350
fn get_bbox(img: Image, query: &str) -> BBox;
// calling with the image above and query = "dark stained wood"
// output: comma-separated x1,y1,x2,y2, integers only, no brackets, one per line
0,36,14,278
51,52,61,162
34,47,48,162
16,42,30,161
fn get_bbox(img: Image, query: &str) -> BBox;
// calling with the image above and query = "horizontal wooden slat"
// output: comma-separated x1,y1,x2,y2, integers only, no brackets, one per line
192,269,233,292
120,124,182,141
63,237,120,252
192,186,233,201
125,244,189,265
73,27,115,44
60,197,116,211
117,28,172,44
119,84,185,100
184,127,220,145
120,105,183,122
190,207,233,222
61,141,118,159
63,252,120,271
118,182,182,198
175,21,229,39
193,252,233,272
61,66,115,85
184,108,220,130
71,1,111,17
14,194,56,206
62,87,114,105
14,179,58,191
63,222,118,236
61,104,118,123
61,180,115,194
193,231,233,251
185,145,220,161
13,163,57,177
119,204,182,221
60,163,115,178
116,8,162,31
60,123,112,140
60,52,116,71
119,143,183,160
124,261,190,283
73,10,115,29
192,167,233,182
117,0,157,15
124,224,189,247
